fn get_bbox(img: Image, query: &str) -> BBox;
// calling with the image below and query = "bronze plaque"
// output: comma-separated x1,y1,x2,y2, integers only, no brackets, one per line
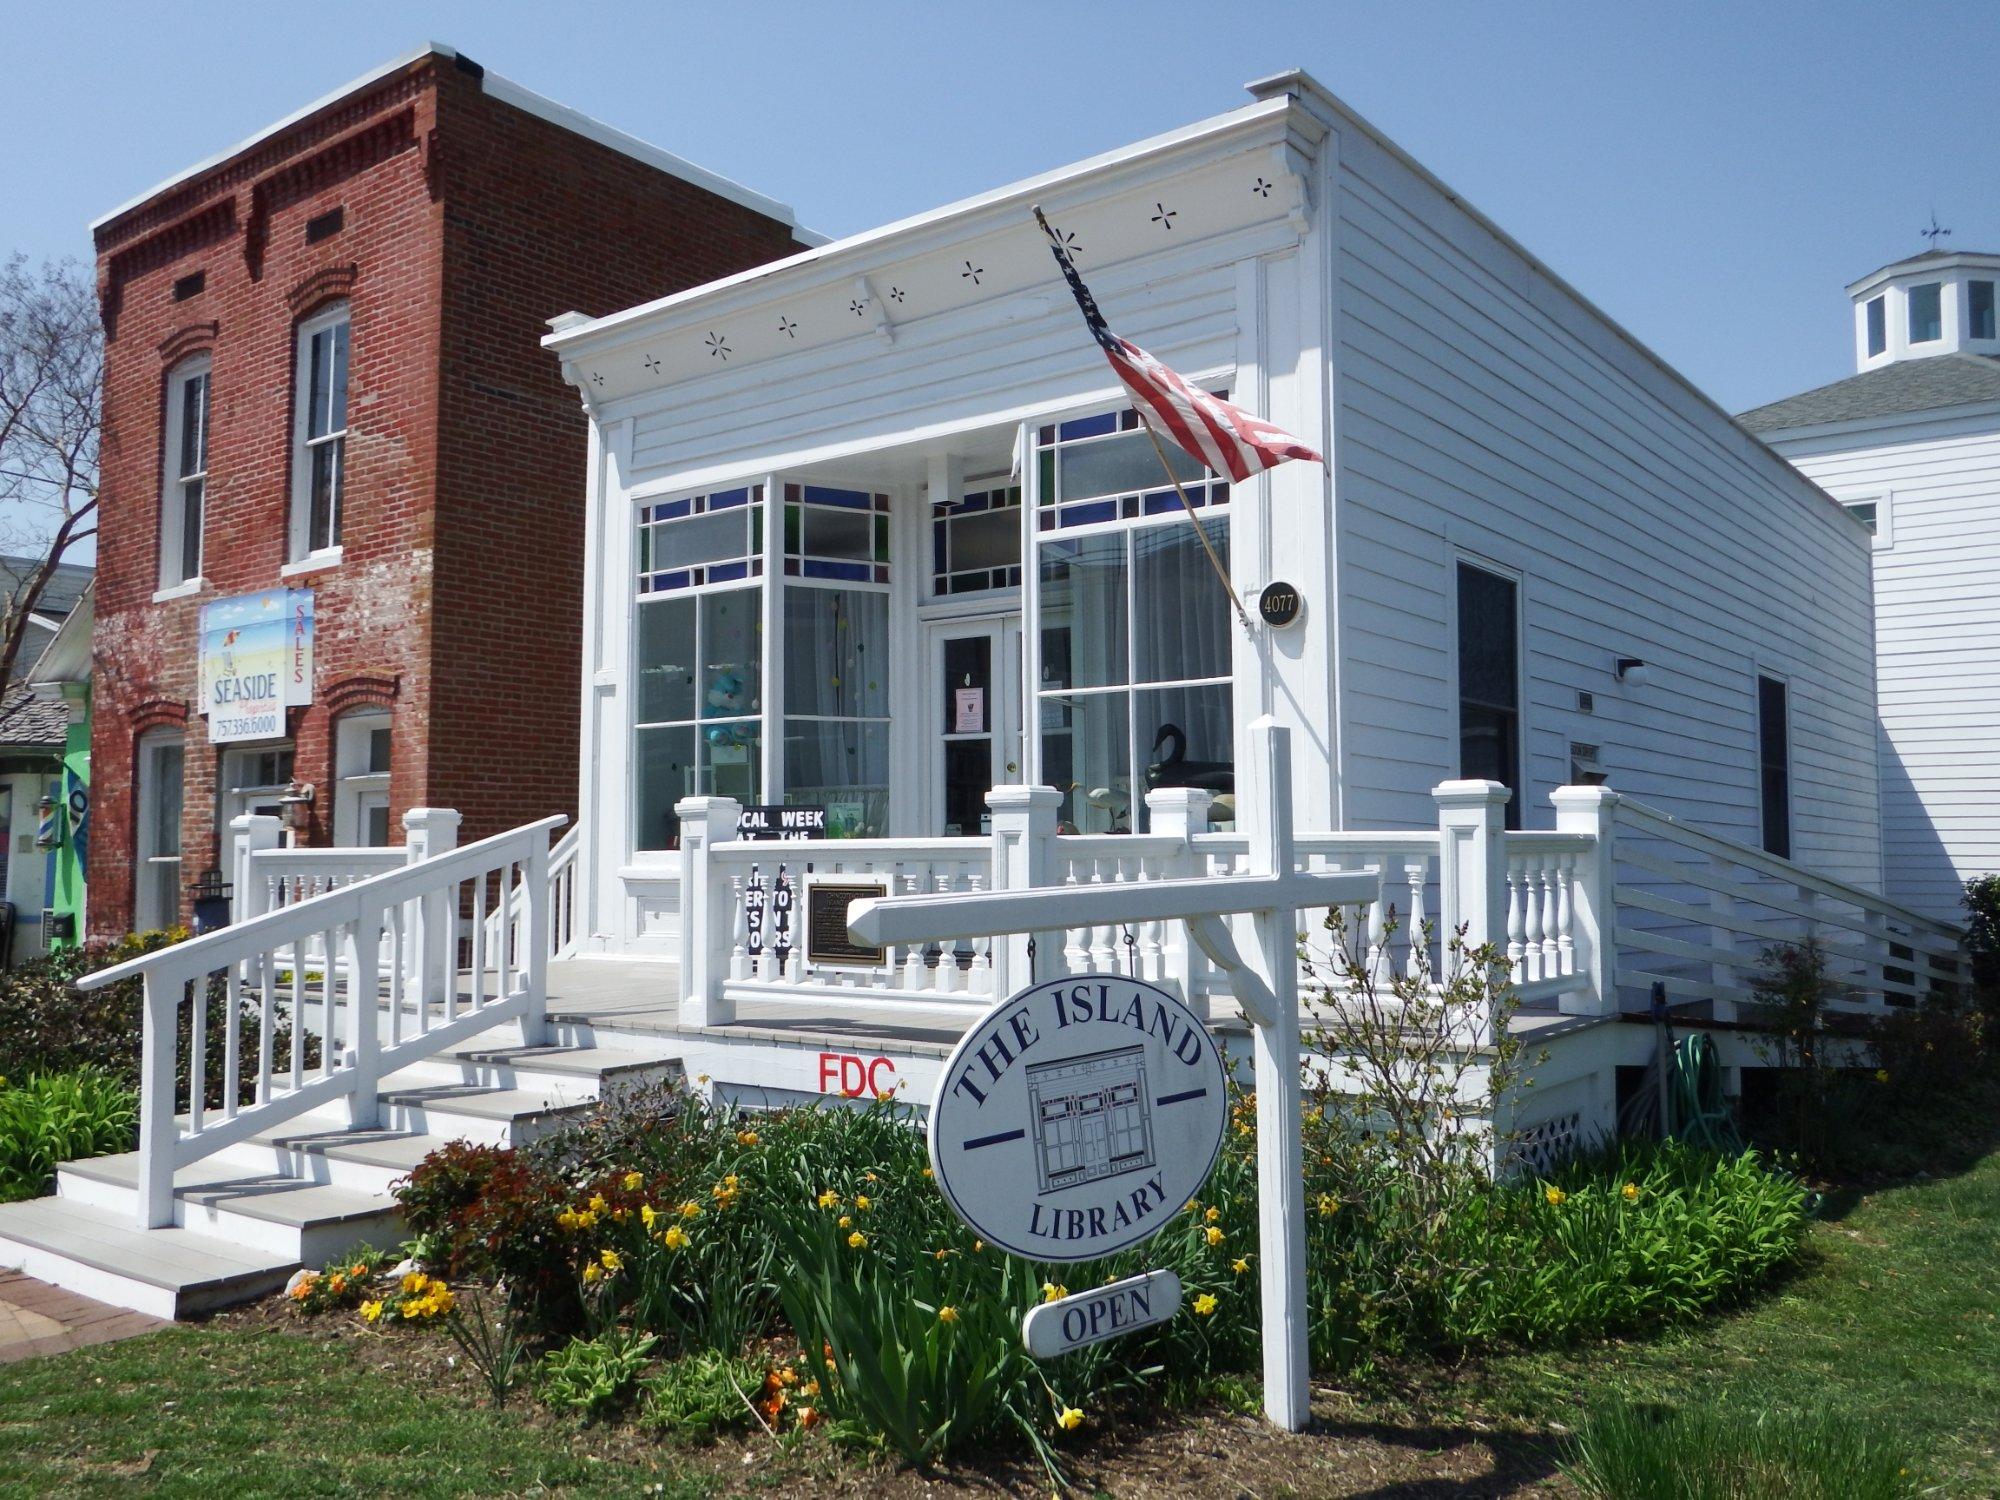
805,879,888,968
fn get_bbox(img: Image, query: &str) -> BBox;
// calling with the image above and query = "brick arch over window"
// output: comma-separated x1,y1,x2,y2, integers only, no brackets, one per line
156,322,219,365
285,263,359,319
324,674,400,716
127,699,190,738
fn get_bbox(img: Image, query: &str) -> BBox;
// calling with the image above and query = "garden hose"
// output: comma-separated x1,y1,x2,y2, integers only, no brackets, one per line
1666,1032,1740,1153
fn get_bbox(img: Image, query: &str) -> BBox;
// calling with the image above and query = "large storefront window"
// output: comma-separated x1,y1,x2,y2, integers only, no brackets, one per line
1034,409,1235,832
633,587,762,849
784,586,890,836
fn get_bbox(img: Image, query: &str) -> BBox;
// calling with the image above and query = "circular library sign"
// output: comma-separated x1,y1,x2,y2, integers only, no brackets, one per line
927,974,1228,1263
1258,580,1304,629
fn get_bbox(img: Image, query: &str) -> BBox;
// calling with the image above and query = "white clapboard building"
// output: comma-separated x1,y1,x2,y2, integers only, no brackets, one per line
1739,248,2000,923
1,72,1963,1321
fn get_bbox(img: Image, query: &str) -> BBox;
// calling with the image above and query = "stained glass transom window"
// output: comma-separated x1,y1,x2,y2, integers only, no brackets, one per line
932,484,1022,595
638,485,764,593
1034,402,1229,533
782,484,890,583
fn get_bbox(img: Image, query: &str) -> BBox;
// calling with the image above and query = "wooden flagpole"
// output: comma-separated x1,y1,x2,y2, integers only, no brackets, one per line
1135,417,1253,633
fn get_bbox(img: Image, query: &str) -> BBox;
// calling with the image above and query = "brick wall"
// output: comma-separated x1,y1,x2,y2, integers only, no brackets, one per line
86,52,804,936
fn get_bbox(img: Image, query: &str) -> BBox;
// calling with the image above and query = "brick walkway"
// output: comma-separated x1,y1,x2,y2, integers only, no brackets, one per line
0,1271,165,1365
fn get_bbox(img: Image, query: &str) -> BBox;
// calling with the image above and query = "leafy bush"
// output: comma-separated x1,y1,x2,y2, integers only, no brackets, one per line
0,931,315,1112
0,1069,137,1202
1965,873,2000,1022
538,1327,657,1419
1565,1399,1919,1499
639,1350,767,1442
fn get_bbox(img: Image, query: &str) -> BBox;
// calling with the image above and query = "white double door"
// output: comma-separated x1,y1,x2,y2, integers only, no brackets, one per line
929,615,1023,837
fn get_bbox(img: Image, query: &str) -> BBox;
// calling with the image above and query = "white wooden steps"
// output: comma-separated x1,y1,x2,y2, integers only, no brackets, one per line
0,1038,680,1320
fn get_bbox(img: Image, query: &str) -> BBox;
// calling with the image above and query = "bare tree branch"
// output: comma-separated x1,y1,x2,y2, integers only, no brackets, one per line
0,252,101,696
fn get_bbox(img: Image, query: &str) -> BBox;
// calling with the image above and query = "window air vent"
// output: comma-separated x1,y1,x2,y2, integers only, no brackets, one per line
305,208,345,244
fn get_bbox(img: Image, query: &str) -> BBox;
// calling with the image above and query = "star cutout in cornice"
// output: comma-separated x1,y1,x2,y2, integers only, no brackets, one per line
590,371,605,387
1151,202,1178,230
850,298,868,317
705,332,731,361
1251,177,1272,198
888,286,906,303
642,354,661,373
961,260,984,285
778,316,798,338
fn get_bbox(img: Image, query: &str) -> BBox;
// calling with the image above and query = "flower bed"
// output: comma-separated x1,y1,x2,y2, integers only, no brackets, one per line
367,1079,1810,1474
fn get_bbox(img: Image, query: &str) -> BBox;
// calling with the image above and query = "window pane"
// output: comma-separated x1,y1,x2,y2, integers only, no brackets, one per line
363,801,391,848
309,439,341,550
699,588,763,723
179,371,207,478
783,718,888,835
1866,295,1887,356
1038,533,1128,689
1136,683,1234,823
1971,281,1996,340
1909,282,1942,343
1758,675,1790,858
1845,500,1877,535
1133,518,1230,683
702,720,761,803
329,320,349,431
634,723,697,850
635,595,698,724
308,328,332,439
1058,429,1204,503
783,587,887,718
800,506,874,561
1457,564,1518,711
650,510,750,571
941,634,992,733
180,478,203,580
367,727,392,774
1044,691,1130,833
150,743,184,858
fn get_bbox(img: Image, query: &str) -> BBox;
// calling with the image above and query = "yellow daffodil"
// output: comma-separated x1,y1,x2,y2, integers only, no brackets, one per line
1204,1206,1220,1224
922,1166,934,1178
817,1190,840,1210
1316,1193,1340,1218
864,1172,878,1183
663,1225,689,1251
1193,1293,1218,1316
932,1248,950,1261
1875,1068,1891,1084
640,1204,658,1230
622,1171,644,1192
938,1305,959,1324
1205,1226,1225,1246
1545,1186,1568,1207
588,1194,608,1214
737,1129,760,1146
1041,1282,1068,1303
583,1262,603,1284
1057,1406,1084,1431
680,1200,702,1218
838,1215,853,1229
1231,1258,1251,1274
599,1249,622,1272
854,1194,872,1212
972,1239,984,1253
1621,1183,1640,1202
847,1231,867,1249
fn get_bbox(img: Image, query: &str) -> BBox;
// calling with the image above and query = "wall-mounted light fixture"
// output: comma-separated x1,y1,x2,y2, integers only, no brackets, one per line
278,780,316,833
1615,657,1651,687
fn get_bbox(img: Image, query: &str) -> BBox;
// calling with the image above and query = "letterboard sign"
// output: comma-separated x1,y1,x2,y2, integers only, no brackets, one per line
1257,580,1303,629
737,804,826,841
804,878,888,968
928,973,1227,1263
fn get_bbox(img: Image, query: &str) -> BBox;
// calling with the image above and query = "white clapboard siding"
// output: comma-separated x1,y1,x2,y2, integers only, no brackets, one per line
1327,122,1880,889
1762,411,2000,920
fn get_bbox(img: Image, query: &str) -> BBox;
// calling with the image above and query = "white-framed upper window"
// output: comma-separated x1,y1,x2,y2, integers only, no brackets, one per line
159,355,210,589
1908,282,1943,344
290,301,350,561
333,711,393,847
1833,488,1893,549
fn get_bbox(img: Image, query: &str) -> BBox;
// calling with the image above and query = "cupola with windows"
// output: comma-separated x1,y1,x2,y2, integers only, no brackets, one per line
1848,249,2000,370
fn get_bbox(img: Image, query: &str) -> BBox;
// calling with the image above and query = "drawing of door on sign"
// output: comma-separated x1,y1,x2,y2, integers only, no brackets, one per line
1029,1047,1155,1192
929,974,1228,1263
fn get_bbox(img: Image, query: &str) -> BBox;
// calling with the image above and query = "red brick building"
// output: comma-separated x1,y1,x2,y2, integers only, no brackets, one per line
87,44,813,936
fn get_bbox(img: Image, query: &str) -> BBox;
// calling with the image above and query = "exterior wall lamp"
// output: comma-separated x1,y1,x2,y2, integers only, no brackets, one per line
278,780,316,833
1615,657,1651,686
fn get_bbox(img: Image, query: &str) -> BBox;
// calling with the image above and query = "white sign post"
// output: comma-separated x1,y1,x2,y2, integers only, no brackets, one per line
848,717,1373,1431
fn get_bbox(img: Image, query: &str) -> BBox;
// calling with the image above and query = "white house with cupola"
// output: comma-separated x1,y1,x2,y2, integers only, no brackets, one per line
1741,247,2000,922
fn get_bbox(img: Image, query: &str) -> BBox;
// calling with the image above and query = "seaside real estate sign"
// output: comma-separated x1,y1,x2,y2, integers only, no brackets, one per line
927,974,1227,1263
199,589,315,743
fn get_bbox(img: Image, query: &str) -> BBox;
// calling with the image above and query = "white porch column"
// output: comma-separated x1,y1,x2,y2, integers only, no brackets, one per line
677,796,743,1028
403,808,461,1003
1434,780,1509,1045
1551,785,1619,1017
986,785,1059,992
1144,786,1212,1014
230,813,282,926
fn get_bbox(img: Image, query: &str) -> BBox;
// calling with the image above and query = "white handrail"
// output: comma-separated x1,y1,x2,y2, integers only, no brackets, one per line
83,813,565,1228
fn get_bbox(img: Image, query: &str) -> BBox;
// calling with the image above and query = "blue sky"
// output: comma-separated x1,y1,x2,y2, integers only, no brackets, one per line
4,0,1997,416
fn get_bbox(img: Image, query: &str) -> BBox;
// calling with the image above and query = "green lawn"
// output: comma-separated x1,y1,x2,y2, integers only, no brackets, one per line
0,1327,710,1498
1438,1149,2000,1495
2,1149,1996,1497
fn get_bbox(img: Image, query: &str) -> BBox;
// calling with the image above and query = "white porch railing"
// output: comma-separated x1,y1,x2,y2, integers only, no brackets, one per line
78,813,564,1228
674,777,1962,1034
481,822,582,967
1602,793,1960,1016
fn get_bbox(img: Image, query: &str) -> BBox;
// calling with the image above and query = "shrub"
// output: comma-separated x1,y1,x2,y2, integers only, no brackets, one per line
0,1069,137,1202
1565,1399,1920,1499
394,1141,579,1322
0,931,315,1112
1965,874,2000,1023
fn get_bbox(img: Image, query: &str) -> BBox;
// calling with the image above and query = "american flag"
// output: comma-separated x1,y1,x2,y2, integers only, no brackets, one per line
1035,207,1324,482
